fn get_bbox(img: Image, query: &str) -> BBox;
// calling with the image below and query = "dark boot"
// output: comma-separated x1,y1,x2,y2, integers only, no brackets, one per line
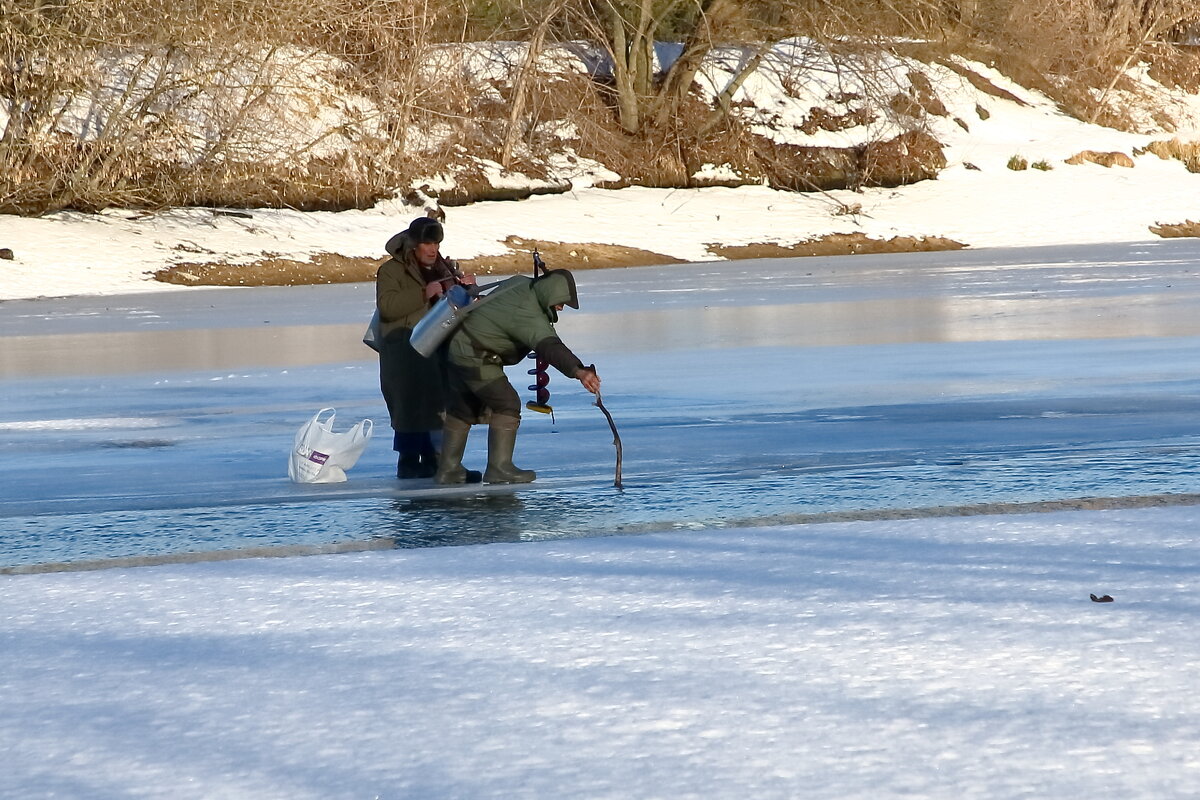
435,416,474,485
415,450,438,479
483,414,536,484
398,431,441,479
396,452,423,479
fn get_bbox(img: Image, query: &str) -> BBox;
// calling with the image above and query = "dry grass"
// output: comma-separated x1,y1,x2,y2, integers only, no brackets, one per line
1149,220,1200,238
0,0,476,214
1064,150,1135,167
1146,44,1200,93
6,0,1198,216
153,241,688,287
1137,138,1200,172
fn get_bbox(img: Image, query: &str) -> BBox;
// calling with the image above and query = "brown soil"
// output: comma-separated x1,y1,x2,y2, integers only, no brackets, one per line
456,237,687,276
153,232,967,287
155,252,383,287
708,233,965,259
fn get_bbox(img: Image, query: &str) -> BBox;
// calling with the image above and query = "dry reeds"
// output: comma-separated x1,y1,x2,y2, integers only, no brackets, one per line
1150,220,1200,237
0,0,474,213
4,0,1199,215
1137,138,1200,171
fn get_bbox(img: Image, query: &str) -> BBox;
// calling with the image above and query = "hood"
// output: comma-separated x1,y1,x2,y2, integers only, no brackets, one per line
531,269,579,322
384,231,411,259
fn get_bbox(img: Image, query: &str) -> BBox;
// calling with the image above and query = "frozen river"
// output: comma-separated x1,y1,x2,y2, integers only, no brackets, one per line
4,240,1200,570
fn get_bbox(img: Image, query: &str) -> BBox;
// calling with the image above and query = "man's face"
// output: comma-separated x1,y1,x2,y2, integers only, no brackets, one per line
415,241,440,266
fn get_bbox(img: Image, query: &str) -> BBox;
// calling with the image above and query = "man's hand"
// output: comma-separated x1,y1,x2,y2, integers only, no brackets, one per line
577,367,601,394
457,273,477,287
424,281,444,300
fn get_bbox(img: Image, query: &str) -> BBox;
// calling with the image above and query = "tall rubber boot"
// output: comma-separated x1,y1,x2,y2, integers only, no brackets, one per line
483,414,536,484
434,416,474,485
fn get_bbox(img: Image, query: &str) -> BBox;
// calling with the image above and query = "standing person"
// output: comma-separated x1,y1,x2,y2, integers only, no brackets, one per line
376,216,480,481
435,268,601,485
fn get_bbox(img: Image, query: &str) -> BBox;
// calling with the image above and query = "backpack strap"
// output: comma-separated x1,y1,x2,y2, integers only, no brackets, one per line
451,279,523,357
454,278,520,318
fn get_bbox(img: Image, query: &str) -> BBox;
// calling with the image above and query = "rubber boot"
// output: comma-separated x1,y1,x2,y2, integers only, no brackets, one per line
433,426,482,483
435,416,475,485
483,415,536,484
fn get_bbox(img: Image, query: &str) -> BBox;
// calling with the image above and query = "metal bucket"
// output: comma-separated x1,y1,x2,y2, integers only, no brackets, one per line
409,285,472,357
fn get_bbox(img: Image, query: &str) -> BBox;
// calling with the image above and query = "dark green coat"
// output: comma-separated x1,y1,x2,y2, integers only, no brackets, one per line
375,234,461,432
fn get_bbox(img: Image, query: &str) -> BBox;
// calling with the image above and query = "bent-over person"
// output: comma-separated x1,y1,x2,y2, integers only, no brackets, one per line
435,268,600,485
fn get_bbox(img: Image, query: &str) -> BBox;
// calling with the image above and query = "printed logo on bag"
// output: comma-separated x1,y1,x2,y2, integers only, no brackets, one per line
307,450,330,465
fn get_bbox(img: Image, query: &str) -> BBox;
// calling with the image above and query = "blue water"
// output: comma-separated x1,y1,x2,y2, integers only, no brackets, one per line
9,242,1200,570
6,437,1200,570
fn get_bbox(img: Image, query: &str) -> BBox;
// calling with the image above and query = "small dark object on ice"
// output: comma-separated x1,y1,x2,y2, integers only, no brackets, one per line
0,248,13,260
1090,593,1114,603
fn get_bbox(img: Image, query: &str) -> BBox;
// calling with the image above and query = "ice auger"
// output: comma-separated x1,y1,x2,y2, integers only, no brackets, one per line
526,248,555,418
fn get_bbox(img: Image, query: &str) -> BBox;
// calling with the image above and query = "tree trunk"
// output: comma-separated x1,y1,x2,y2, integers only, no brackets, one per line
650,0,737,129
501,3,563,167
607,1,641,133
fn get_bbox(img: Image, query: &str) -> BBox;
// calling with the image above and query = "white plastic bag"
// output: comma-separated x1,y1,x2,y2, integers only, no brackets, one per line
288,408,373,484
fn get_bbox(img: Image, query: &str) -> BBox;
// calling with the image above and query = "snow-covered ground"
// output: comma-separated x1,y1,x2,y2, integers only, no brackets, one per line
5,504,1200,799
6,50,1200,799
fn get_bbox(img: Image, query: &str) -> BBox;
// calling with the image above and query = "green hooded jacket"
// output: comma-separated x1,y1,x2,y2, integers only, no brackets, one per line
448,269,586,379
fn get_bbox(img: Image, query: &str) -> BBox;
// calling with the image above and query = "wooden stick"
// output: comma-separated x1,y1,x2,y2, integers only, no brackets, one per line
594,392,623,489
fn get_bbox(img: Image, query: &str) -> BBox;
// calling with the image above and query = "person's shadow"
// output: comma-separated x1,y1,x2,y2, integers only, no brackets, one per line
381,493,530,548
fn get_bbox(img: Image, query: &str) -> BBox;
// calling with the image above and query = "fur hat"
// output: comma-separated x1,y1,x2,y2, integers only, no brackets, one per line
407,216,444,244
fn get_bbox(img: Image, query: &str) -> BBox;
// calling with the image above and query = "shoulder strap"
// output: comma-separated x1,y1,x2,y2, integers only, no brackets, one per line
450,279,525,357
455,278,521,318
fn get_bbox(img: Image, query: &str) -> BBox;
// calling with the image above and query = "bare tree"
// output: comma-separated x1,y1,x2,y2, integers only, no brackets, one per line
563,0,766,135
0,0,457,213
501,0,569,167
1088,0,1200,121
